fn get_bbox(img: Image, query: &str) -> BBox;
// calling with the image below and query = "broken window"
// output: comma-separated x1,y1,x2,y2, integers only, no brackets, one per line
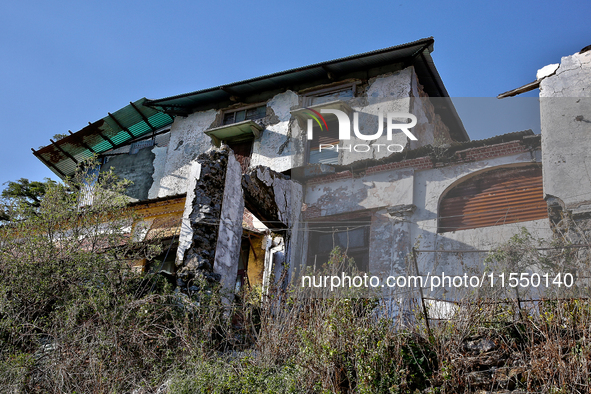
438,165,548,233
298,85,357,165
223,105,266,125
307,219,370,272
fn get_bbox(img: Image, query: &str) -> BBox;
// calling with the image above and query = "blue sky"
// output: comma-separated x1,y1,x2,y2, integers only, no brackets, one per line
1,0,589,186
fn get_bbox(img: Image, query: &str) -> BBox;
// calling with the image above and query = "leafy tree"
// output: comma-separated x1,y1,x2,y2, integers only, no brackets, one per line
0,178,57,222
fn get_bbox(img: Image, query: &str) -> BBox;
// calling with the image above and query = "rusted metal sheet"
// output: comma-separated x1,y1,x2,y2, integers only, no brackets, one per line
438,166,547,233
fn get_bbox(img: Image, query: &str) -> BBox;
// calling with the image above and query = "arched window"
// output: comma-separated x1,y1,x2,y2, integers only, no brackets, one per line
438,165,548,233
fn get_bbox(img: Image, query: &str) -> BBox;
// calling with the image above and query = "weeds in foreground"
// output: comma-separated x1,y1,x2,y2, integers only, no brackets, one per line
2,161,591,392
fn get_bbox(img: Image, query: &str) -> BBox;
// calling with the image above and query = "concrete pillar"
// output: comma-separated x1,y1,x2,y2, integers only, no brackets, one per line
212,152,244,291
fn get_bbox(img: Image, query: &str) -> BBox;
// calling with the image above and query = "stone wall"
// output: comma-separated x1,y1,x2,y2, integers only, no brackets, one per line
176,148,230,291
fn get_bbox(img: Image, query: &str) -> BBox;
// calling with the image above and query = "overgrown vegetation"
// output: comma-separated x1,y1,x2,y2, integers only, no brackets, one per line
1,163,591,393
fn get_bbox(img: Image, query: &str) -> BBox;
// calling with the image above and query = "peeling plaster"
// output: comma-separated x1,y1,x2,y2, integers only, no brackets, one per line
305,169,414,217
148,146,168,199
158,109,216,197
540,50,591,210
250,91,299,172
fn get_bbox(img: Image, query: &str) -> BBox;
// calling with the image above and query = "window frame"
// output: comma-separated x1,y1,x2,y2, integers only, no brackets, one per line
306,215,371,273
301,82,359,107
222,102,267,126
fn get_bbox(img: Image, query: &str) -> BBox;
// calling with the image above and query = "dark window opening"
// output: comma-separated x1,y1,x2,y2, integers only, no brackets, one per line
235,239,251,292
148,247,176,275
307,220,370,272
227,139,253,173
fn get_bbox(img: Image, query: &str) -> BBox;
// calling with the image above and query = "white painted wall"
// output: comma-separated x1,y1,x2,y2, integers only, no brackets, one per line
157,110,216,197
539,50,591,211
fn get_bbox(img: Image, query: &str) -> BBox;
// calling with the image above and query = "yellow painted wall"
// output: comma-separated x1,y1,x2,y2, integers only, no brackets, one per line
246,235,265,286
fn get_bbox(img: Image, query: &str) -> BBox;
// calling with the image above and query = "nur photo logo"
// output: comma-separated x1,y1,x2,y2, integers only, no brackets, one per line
303,108,418,154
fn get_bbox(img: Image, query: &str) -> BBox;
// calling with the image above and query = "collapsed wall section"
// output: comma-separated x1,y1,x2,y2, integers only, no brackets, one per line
242,166,303,288
176,147,232,290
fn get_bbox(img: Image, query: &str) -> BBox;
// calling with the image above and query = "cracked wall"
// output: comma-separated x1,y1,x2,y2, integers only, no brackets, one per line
301,144,553,286
540,50,591,213
157,110,217,198
250,91,300,172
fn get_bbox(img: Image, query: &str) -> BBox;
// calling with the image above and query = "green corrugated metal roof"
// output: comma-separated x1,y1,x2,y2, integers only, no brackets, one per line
33,98,174,179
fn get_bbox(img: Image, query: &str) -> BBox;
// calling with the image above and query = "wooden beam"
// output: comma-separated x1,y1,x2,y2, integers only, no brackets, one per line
50,138,78,165
129,101,157,132
31,148,67,177
108,112,135,139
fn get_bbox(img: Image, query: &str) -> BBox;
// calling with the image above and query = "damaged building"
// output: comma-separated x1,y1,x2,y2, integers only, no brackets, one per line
32,37,591,300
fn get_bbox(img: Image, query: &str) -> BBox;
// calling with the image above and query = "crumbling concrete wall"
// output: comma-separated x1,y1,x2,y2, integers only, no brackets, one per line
409,72,453,150
287,66,448,167
147,145,169,199
304,168,414,218
145,65,449,198
152,91,300,196
250,91,300,172
176,147,234,291
176,160,201,270
157,110,216,197
539,50,591,215
242,166,295,226
101,133,171,201
301,145,554,283
242,165,303,286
